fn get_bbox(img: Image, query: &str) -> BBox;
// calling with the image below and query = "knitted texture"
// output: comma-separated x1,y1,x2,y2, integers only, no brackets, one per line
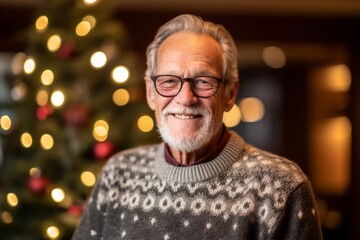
73,132,322,239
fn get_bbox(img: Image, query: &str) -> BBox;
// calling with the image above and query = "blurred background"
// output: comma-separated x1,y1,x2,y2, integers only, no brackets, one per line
0,0,359,239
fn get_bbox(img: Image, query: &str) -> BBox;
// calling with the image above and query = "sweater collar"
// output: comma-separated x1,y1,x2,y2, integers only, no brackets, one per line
154,131,245,183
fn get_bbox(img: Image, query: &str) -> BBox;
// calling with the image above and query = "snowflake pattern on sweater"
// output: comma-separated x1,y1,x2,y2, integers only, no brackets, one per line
73,132,322,240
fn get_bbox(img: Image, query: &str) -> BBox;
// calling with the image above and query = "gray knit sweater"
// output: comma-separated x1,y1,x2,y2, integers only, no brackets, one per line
73,132,322,239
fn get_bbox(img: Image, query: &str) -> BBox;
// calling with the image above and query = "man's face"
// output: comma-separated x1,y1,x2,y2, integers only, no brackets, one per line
146,32,236,152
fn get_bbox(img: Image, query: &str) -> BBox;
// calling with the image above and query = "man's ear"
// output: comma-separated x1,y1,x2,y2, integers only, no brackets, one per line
224,81,239,112
145,77,156,111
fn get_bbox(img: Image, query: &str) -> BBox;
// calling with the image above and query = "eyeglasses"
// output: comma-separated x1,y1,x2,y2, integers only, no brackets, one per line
150,74,224,98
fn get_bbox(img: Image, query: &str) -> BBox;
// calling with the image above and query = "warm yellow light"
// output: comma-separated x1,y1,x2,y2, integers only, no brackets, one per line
1,211,13,224
239,97,265,123
75,21,92,36
137,115,154,133
223,104,241,127
262,46,286,69
46,225,60,239
82,15,96,29
35,15,48,32
47,34,62,52
50,90,65,107
90,51,107,69
23,57,36,74
41,69,54,86
0,115,12,131
51,188,65,203
6,193,18,207
11,52,26,75
112,66,130,83
112,88,130,106
29,167,41,178
93,120,109,142
83,0,99,6
81,171,96,187
21,132,33,148
36,89,49,106
323,64,351,92
40,133,54,150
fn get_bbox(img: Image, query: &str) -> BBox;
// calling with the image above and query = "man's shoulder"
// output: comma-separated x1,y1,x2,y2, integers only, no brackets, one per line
231,143,308,190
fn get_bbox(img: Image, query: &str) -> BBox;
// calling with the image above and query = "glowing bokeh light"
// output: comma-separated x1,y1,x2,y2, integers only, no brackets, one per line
112,88,130,106
75,21,92,36
81,171,96,187
83,0,99,6
262,46,286,69
36,89,49,106
6,193,18,207
82,15,96,29
47,34,62,52
223,104,241,127
29,167,41,178
11,52,26,75
112,66,130,83
93,120,109,142
1,211,13,224
23,57,36,74
35,15,49,32
51,188,65,203
46,226,60,239
239,97,265,123
90,51,107,69
20,132,33,148
323,64,351,92
137,115,154,133
40,133,54,150
41,69,55,86
50,90,65,107
0,115,12,131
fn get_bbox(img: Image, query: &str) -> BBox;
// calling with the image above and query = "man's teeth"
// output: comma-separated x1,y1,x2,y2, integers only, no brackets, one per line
174,114,195,119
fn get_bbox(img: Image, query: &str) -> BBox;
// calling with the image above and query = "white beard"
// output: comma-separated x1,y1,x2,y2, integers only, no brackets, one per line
157,106,218,153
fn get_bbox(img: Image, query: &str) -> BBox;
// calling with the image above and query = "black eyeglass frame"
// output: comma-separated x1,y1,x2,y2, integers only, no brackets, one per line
150,74,224,98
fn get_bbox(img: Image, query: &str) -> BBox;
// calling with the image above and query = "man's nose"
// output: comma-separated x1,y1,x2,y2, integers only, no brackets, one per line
175,82,198,106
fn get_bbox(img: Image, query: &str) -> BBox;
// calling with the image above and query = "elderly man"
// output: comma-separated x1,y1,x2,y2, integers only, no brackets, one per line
73,14,322,239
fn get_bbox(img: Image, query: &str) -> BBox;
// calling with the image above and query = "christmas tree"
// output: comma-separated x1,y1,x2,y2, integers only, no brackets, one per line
0,0,158,239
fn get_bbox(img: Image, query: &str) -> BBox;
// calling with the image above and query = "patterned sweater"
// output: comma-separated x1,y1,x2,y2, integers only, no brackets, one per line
73,132,322,240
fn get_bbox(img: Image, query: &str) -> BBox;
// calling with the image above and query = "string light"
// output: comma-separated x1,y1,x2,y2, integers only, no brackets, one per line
223,104,241,128
1,211,13,224
93,120,109,142
6,193,19,207
90,51,107,69
47,34,62,52
20,132,33,148
23,56,36,74
40,133,54,150
50,90,65,107
36,89,49,106
82,15,96,29
0,115,12,131
81,171,96,187
75,21,92,37
83,0,99,6
40,69,55,86
137,115,154,133
35,15,49,33
29,167,41,178
112,88,130,106
112,66,129,83
46,225,60,239
51,188,65,203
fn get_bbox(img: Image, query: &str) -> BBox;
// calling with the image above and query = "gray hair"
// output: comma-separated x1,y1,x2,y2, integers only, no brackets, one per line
145,14,239,91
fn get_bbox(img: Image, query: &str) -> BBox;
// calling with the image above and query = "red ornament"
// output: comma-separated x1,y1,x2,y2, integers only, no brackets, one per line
28,176,50,195
93,141,116,160
58,43,76,59
36,104,53,120
64,104,89,126
68,204,83,216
